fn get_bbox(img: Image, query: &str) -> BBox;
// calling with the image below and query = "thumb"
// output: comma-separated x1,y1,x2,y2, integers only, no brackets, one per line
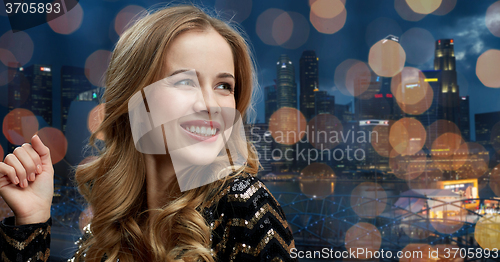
31,134,52,167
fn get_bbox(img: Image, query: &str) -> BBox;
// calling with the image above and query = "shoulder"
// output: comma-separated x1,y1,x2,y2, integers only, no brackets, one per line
207,172,297,261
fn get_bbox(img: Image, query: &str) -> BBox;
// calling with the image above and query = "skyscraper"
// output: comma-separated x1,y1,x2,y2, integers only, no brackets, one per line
434,39,460,126
276,54,297,109
460,96,470,141
272,55,298,173
355,76,397,121
299,51,318,121
7,64,53,152
264,84,277,124
314,91,334,115
23,64,53,126
61,66,92,133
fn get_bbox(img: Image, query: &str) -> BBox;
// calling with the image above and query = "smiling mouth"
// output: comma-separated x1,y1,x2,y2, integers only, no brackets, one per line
180,124,220,137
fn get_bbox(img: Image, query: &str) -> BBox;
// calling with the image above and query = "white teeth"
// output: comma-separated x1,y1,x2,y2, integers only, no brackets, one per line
184,125,217,136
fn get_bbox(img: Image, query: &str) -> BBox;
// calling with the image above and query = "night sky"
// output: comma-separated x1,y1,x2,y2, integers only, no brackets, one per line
1,0,499,142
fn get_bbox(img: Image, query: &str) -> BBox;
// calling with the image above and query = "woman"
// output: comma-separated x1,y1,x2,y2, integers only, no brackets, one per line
0,4,297,262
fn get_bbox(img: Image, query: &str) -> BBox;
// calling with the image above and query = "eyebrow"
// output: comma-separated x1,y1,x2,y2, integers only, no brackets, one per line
168,69,235,80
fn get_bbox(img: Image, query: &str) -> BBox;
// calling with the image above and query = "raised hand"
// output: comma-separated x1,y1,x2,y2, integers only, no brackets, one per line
0,134,54,225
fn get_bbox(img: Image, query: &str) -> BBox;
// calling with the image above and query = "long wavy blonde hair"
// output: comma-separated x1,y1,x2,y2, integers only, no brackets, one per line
75,4,260,262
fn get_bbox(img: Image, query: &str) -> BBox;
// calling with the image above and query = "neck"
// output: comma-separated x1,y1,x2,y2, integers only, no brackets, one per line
143,154,181,210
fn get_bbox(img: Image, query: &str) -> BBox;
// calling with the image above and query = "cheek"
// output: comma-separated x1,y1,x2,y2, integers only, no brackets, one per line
151,90,192,121
220,96,236,109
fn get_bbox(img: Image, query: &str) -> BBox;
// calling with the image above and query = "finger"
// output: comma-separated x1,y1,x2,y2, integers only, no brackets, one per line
0,162,19,185
4,154,28,188
13,147,37,182
21,143,42,175
31,134,52,168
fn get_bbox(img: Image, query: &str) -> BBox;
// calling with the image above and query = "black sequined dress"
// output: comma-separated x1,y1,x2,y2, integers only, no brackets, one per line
0,172,297,262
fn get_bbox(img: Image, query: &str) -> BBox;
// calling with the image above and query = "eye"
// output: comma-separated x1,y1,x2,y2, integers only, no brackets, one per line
215,83,234,94
174,79,197,87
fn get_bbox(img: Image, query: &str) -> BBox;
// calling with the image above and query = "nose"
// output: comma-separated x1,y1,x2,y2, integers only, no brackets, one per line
193,85,221,116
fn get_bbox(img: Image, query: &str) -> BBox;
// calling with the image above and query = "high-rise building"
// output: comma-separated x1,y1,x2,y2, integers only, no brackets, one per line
23,64,53,126
299,51,318,121
7,64,52,152
314,91,334,115
434,39,460,126
355,76,398,121
245,123,273,176
273,55,298,173
264,84,277,124
335,102,354,122
475,111,500,146
61,66,92,133
276,54,297,109
418,70,441,127
460,96,470,141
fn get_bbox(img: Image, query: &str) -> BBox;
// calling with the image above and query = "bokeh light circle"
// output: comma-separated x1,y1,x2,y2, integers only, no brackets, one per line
492,122,500,154
0,48,18,67
345,61,373,97
432,0,457,16
0,31,34,66
351,182,387,218
47,0,83,35
399,243,431,261
395,83,434,115
430,205,466,234
269,107,307,145
395,0,427,21
389,118,426,156
2,109,39,145
426,120,461,149
88,104,105,140
371,124,393,158
310,0,344,18
391,67,431,107
114,5,146,36
299,163,335,199
256,8,287,46
344,222,382,259
334,59,361,96
307,114,342,150
310,2,346,34
475,214,500,250
280,12,310,50
431,132,465,171
272,12,293,45
400,28,435,65
405,0,442,14
490,163,500,197
476,49,500,88
85,50,112,87
368,39,406,77
486,1,500,37
37,127,68,165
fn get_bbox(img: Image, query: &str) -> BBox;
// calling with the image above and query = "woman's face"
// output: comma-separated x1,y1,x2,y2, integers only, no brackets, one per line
143,28,238,169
